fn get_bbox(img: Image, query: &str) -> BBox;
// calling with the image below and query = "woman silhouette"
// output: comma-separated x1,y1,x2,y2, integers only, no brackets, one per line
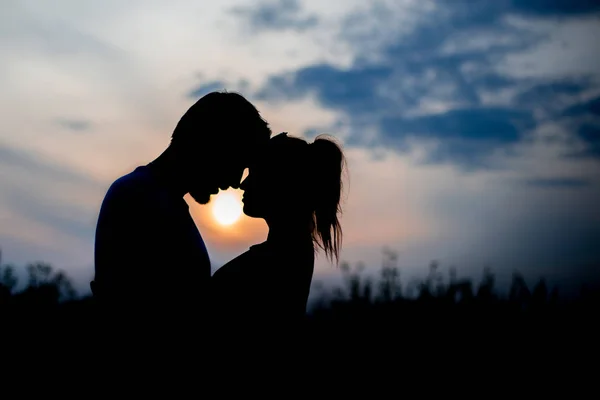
211,132,346,327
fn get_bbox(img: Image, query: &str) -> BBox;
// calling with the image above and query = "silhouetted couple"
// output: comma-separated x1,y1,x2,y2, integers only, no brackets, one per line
91,91,346,331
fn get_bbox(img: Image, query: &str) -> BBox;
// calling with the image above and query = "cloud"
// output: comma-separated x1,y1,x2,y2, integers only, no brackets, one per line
378,107,535,168
0,142,102,291
0,143,101,188
230,0,600,289
253,0,600,170
57,119,91,132
560,95,600,157
231,0,319,33
0,143,104,267
437,0,600,20
522,177,591,188
506,0,600,16
187,81,227,99
187,80,254,100
563,95,600,117
3,186,95,243
257,64,392,113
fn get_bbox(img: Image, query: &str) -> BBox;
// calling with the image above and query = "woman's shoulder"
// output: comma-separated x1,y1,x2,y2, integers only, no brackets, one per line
212,243,267,277
248,242,269,252
213,240,314,278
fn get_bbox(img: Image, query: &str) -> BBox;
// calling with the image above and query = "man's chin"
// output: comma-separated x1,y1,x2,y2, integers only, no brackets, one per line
190,192,212,205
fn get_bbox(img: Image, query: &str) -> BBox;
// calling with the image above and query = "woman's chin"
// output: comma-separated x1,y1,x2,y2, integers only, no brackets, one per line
242,205,261,219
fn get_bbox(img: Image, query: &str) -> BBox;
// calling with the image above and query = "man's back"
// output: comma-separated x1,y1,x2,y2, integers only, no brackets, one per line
93,166,211,315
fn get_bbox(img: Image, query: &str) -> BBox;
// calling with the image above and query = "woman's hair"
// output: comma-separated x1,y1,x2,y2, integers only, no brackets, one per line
270,133,347,264
308,135,346,265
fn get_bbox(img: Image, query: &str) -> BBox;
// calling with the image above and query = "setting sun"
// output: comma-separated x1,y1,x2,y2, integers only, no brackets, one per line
211,190,243,226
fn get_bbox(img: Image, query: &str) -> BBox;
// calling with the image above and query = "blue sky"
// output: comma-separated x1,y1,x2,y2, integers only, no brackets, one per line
1,0,599,295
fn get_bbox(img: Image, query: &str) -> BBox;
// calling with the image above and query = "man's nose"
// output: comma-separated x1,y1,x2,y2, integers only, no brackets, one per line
230,169,246,189
239,176,250,191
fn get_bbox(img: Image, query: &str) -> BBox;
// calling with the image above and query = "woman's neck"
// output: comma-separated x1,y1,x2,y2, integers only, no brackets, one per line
266,217,313,246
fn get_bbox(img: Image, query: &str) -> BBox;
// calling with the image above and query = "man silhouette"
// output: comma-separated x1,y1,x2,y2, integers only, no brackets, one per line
91,91,271,323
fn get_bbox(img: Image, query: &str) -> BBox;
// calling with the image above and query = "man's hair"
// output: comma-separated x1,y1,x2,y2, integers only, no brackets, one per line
171,91,271,148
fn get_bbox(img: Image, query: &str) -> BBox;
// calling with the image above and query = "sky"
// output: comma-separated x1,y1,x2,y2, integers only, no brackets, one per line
1,0,599,297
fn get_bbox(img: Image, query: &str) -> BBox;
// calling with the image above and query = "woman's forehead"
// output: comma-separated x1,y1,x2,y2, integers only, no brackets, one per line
248,136,307,169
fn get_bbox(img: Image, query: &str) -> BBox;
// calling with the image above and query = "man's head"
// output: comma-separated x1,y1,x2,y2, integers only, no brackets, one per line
169,91,271,204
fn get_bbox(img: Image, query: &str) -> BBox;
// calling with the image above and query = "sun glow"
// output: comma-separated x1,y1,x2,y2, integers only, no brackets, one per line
211,190,243,226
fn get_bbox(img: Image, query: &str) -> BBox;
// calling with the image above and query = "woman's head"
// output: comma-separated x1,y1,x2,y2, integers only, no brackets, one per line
241,132,346,263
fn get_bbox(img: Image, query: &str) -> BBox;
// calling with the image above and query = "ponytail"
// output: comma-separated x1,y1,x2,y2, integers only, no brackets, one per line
308,135,346,264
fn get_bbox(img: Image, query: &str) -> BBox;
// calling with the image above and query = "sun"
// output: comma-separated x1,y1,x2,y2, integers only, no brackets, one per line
211,190,243,226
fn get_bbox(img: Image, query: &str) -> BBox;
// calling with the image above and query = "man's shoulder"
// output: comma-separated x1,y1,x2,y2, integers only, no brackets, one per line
102,166,160,209
107,166,156,197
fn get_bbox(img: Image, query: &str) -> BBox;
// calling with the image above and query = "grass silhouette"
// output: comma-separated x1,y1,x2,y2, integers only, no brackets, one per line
2,246,597,323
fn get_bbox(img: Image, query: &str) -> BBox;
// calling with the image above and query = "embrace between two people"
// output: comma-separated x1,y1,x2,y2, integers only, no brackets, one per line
91,91,346,326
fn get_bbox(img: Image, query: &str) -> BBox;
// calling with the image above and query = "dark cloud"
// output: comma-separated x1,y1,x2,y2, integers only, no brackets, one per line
523,177,591,188
57,119,91,132
568,123,600,158
515,80,591,106
254,0,600,168
441,0,600,19
256,52,537,169
507,0,600,16
379,108,535,168
257,64,393,114
562,95,600,117
231,0,318,33
561,96,600,157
